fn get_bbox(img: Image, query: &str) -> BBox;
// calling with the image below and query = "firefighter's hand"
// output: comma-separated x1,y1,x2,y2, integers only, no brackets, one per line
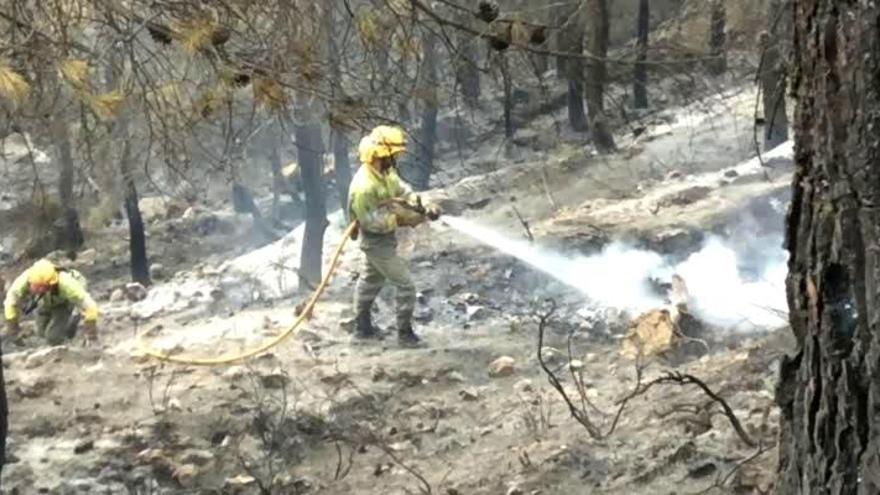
425,204,442,221
83,320,98,346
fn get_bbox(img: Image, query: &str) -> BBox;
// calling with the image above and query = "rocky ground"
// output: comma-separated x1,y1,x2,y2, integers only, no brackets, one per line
0,82,798,495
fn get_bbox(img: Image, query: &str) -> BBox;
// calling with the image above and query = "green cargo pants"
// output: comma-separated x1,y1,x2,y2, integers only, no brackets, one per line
35,304,80,346
355,232,415,327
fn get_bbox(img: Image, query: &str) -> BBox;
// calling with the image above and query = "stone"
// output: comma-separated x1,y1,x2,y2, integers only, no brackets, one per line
445,371,467,384
621,309,680,360
172,463,198,488
150,263,167,280
74,439,95,454
459,388,480,402
569,360,585,371
124,283,148,302
540,346,564,366
259,369,289,389
466,305,487,321
226,474,256,488
223,366,246,380
15,376,57,399
25,346,68,369
139,196,186,224
488,356,516,378
181,449,215,467
109,288,126,303
514,379,534,393
415,307,434,323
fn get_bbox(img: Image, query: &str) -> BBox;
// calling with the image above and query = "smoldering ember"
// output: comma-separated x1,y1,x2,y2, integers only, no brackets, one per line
0,1,874,494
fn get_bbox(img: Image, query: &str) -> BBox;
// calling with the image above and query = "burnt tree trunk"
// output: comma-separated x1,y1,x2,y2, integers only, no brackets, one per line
559,5,588,132
633,0,650,109
52,118,84,252
760,0,790,149
412,31,438,191
500,53,515,139
708,0,727,75
326,2,352,217
267,124,284,222
776,2,880,493
292,108,327,288
585,0,616,152
455,13,481,109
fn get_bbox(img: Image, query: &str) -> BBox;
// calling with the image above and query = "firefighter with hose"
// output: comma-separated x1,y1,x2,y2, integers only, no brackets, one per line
348,125,441,346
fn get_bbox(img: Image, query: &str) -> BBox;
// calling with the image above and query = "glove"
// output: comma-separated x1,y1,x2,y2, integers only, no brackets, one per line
424,204,442,221
5,319,19,339
83,320,98,345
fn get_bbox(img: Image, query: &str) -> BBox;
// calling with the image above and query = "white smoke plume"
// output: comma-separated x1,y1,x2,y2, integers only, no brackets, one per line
441,216,789,331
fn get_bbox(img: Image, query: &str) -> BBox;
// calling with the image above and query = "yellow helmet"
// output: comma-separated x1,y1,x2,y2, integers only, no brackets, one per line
28,259,59,287
359,125,407,165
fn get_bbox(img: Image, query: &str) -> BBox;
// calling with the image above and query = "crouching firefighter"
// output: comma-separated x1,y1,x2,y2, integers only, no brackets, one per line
4,259,99,345
348,125,441,346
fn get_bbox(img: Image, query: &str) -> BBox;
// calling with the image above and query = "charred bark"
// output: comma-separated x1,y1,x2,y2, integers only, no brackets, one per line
707,0,727,75
293,110,327,288
326,4,352,218
500,53,515,139
760,0,790,149
52,119,84,252
777,2,880,493
585,0,615,152
633,0,650,110
558,5,587,132
412,31,439,191
455,13,481,109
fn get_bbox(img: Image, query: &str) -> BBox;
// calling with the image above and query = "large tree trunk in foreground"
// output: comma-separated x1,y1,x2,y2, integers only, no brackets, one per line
585,0,615,152
293,109,327,288
760,0,790,149
633,0,650,110
776,2,880,493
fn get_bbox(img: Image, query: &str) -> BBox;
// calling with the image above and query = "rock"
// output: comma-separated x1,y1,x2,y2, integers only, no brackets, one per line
25,346,68,369
665,170,683,181
259,369,289,389
150,263,167,280
621,308,680,360
74,439,95,454
445,371,467,384
466,305,487,321
139,196,186,224
569,360,585,371
226,474,257,488
540,346,564,365
75,248,98,267
506,486,525,495
657,186,713,208
124,283,148,302
109,288,126,303
688,462,718,479
459,388,480,402
182,207,197,220
223,366,246,380
181,449,215,467
514,379,534,393
15,376,57,399
172,463,199,488
488,356,516,378
723,169,739,178
415,306,434,323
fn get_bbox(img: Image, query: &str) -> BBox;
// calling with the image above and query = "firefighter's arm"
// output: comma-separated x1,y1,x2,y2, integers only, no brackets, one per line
351,189,398,234
58,276,100,324
3,272,29,323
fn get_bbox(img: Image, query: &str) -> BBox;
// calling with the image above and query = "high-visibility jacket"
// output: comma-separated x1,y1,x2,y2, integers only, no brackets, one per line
348,164,416,234
3,268,99,323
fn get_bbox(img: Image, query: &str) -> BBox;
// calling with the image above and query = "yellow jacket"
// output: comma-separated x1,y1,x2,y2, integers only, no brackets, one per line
4,268,99,323
348,164,416,234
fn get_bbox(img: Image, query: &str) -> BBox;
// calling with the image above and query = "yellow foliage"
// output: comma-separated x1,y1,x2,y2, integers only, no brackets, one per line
0,64,30,103
60,59,92,91
253,77,288,111
89,91,125,120
175,18,218,55
357,12,382,46
193,85,231,119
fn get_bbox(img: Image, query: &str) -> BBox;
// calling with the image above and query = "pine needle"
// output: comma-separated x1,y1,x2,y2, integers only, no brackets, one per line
59,59,92,91
89,90,125,120
0,64,30,103
175,18,218,55
253,77,288,111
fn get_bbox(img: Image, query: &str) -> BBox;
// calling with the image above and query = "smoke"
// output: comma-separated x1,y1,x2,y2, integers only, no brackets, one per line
441,215,789,331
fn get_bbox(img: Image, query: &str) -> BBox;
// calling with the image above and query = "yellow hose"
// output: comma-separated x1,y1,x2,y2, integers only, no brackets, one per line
136,222,357,366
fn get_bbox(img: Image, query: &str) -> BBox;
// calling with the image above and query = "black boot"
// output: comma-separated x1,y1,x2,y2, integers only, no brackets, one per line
355,309,382,340
397,321,423,348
